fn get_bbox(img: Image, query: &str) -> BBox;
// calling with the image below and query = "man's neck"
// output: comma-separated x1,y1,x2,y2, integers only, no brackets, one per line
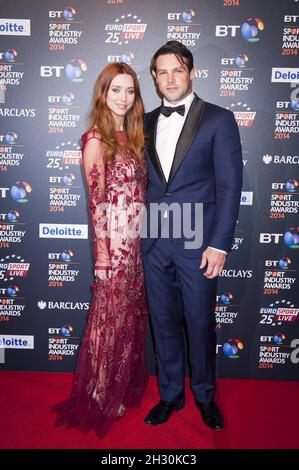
163,91,194,108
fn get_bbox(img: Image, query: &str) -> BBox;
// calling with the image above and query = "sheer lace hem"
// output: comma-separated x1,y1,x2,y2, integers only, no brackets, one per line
52,278,148,438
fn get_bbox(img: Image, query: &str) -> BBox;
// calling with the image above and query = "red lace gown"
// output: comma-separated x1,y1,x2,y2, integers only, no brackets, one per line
52,129,148,437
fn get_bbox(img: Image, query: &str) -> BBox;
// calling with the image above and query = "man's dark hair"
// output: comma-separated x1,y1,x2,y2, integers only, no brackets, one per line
150,41,194,75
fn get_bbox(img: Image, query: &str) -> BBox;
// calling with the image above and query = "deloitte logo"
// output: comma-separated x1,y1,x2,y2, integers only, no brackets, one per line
39,223,88,239
271,68,299,83
0,19,31,36
0,335,34,349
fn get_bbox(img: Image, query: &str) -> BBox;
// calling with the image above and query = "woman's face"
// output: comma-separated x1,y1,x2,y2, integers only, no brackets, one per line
106,73,135,118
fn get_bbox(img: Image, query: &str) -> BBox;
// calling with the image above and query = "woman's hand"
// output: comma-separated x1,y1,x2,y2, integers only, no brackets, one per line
95,267,112,280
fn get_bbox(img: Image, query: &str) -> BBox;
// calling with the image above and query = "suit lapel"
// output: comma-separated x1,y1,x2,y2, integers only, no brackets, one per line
146,107,166,185
168,94,205,183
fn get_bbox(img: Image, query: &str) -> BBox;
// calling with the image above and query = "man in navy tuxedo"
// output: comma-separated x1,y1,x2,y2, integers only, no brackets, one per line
142,41,243,430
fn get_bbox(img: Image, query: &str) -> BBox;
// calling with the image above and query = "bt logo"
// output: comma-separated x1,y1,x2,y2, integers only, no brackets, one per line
168,9,195,23
49,7,76,20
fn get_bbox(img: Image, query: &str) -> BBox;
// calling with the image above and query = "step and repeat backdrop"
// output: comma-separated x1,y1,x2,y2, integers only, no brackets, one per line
0,0,298,379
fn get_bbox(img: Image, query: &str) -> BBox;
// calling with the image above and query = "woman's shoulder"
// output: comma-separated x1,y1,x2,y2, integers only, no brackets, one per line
81,128,102,143
81,128,103,154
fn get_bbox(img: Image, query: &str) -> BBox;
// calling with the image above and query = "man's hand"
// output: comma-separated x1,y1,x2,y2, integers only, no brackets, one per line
199,247,226,279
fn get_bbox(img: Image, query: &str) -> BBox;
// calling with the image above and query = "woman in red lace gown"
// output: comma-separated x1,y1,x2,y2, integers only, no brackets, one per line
52,62,148,438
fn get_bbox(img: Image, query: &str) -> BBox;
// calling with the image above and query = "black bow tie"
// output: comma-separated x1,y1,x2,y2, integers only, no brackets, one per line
160,104,185,117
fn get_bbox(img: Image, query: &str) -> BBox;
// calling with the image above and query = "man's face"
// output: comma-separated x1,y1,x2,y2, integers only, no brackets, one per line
154,53,194,104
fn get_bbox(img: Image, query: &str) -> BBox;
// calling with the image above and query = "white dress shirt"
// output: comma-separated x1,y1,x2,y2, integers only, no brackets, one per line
156,92,194,181
156,92,227,255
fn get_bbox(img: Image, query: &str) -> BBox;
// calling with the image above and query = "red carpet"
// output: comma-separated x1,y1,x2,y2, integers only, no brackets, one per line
0,371,298,449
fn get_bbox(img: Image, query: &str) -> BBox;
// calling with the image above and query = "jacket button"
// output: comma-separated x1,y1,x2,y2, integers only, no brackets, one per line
166,192,171,196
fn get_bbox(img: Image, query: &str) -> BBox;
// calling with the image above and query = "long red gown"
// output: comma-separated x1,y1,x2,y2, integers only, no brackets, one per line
52,129,148,437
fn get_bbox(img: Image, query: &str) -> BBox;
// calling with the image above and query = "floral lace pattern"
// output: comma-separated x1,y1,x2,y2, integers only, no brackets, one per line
52,130,148,438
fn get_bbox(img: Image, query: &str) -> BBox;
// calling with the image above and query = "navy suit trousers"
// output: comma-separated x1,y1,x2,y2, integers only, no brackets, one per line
143,237,217,404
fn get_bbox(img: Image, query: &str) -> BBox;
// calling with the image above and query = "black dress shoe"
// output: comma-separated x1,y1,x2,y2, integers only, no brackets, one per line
145,399,185,425
195,400,223,430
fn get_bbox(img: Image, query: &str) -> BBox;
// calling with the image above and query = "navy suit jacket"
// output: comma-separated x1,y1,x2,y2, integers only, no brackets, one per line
142,94,243,258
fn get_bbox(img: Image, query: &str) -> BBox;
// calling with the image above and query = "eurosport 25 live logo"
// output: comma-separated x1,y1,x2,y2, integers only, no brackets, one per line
46,141,82,170
105,12,147,46
0,255,30,281
260,300,298,326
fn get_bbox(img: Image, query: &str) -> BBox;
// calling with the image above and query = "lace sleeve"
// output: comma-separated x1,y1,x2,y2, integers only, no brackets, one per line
82,131,111,271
